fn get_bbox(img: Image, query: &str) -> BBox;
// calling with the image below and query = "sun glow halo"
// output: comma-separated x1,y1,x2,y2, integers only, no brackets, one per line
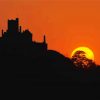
71,47,94,61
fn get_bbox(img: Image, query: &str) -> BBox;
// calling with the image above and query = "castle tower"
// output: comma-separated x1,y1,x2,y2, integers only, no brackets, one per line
7,18,19,37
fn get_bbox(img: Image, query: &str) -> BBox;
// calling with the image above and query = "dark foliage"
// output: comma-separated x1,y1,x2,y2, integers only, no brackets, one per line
71,50,96,69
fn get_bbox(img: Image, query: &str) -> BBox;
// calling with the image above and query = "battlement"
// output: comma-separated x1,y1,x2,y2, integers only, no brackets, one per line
8,18,19,34
0,18,48,57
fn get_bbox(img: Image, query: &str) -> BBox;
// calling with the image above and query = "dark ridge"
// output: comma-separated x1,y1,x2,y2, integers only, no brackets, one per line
0,18,100,89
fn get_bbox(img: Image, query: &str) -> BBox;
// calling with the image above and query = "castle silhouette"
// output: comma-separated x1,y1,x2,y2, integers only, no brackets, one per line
0,18,47,57
0,18,100,89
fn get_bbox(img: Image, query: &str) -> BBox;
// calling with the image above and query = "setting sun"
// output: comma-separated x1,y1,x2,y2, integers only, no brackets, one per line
71,47,94,61
1,0,100,64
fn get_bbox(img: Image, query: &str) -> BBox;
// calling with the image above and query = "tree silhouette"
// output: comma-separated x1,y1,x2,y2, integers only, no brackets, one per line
71,50,95,69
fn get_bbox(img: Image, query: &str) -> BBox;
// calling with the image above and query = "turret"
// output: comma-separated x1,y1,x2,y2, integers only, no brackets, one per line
43,35,46,44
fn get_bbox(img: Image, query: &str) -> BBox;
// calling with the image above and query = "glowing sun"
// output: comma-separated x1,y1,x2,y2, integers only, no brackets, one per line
71,47,95,68
71,47,94,61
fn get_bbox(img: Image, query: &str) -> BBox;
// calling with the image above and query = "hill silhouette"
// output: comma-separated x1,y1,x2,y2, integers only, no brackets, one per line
0,18,100,88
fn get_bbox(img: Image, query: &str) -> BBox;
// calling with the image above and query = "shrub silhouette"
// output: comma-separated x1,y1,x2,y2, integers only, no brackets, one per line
71,50,95,69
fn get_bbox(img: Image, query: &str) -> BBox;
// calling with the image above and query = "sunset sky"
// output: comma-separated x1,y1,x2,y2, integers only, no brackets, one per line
0,0,100,64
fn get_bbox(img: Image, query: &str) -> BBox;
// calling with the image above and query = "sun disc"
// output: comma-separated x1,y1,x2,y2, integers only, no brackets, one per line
71,47,94,61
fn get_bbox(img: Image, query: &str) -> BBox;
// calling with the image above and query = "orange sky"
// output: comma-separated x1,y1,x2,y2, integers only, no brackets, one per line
0,0,100,64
